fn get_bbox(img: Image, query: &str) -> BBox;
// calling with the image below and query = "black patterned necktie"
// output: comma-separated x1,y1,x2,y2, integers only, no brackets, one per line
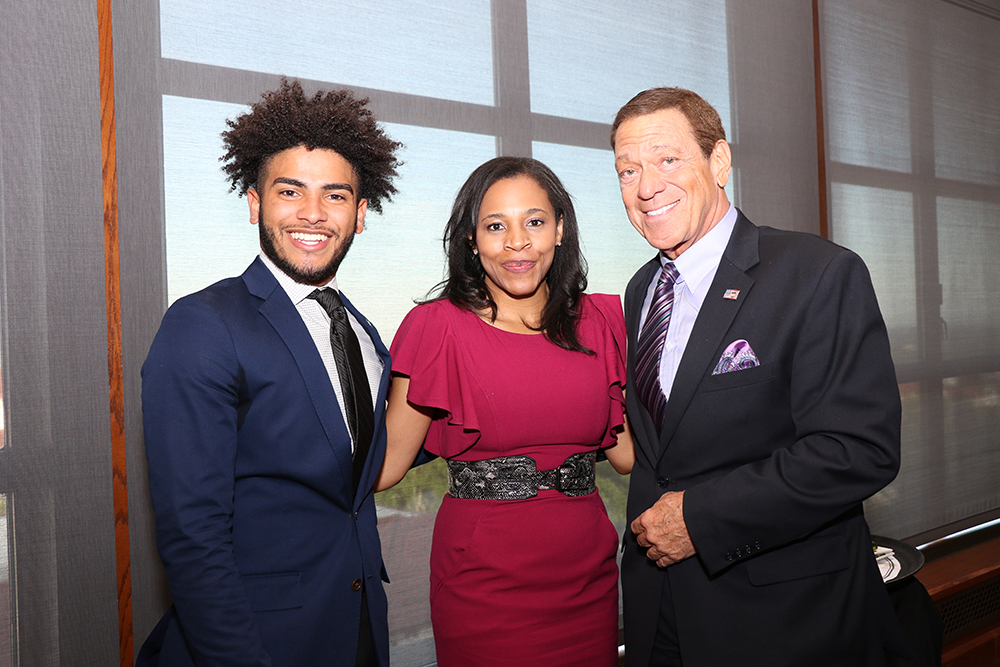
634,262,680,430
308,289,375,497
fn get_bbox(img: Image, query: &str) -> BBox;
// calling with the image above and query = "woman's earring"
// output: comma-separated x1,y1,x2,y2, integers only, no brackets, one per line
472,247,479,255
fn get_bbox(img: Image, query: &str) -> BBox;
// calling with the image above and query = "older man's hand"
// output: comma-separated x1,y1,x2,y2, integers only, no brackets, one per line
630,490,696,567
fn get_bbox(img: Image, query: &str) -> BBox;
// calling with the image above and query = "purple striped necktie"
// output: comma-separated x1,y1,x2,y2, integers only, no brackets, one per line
635,262,679,430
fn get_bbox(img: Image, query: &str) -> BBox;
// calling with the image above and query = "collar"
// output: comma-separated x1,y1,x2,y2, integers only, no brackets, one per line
663,203,737,299
258,251,339,305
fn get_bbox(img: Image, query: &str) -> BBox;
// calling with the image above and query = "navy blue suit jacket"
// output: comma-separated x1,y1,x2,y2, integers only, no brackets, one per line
622,211,904,667
138,258,391,667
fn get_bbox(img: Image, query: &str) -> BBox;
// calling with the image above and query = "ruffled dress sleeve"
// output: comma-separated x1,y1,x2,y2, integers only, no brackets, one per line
580,293,629,450
389,300,482,459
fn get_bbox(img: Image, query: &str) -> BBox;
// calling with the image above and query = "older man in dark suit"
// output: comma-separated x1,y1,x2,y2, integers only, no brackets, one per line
614,87,904,666
138,80,401,667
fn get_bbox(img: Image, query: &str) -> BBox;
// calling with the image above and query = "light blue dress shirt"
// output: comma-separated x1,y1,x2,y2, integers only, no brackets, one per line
638,204,738,400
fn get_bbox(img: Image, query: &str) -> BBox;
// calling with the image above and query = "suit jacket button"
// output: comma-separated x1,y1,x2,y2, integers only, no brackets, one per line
351,578,363,592
656,477,669,489
725,552,733,561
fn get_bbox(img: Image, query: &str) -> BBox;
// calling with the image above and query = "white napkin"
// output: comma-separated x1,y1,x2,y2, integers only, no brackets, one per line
875,546,900,582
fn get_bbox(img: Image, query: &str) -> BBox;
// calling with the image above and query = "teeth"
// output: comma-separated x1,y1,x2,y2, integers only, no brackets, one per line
290,232,327,243
646,201,679,217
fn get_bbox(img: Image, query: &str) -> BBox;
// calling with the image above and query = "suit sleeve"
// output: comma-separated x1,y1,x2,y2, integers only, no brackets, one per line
142,298,272,667
683,249,901,576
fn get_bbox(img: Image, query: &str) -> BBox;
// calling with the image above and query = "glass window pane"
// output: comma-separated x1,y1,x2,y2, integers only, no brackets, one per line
937,197,1000,361
880,373,1000,538
531,142,655,298
940,372,1000,522
823,2,912,172
377,460,445,665
338,124,497,342
932,10,1000,185
160,0,494,106
162,95,257,304
830,184,918,364
526,0,731,130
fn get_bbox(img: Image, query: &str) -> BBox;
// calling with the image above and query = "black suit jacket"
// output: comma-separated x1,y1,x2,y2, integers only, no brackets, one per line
138,258,391,667
622,211,904,667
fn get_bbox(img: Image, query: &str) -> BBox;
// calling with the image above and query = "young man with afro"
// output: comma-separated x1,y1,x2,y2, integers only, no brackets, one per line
138,79,402,667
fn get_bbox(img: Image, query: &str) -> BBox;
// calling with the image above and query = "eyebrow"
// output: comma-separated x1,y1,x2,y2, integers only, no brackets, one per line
616,144,676,160
272,177,355,194
480,207,550,221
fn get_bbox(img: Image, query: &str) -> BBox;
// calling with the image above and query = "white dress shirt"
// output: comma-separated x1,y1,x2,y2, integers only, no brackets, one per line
638,204,738,400
259,252,383,451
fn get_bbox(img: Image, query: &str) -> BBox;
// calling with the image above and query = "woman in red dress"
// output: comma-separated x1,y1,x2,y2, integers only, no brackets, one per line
376,157,634,667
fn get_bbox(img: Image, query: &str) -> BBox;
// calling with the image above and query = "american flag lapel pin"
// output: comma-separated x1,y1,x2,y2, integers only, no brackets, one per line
723,289,740,300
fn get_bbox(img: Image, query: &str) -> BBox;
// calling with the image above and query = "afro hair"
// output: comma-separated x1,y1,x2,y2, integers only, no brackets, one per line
220,78,402,213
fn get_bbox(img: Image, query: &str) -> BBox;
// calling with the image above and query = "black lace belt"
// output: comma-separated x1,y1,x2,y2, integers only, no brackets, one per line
447,451,597,501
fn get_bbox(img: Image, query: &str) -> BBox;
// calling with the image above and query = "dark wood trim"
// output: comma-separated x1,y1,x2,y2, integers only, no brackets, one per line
917,535,1000,666
917,538,1000,601
97,0,133,664
942,622,1000,667
812,0,829,239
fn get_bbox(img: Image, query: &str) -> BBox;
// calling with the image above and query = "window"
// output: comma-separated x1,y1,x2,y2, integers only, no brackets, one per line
822,0,1000,540
154,1,731,662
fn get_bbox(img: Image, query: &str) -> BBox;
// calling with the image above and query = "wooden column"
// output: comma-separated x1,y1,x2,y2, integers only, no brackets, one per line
96,0,133,664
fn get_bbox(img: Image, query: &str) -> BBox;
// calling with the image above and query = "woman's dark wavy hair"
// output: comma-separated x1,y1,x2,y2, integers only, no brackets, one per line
220,78,401,213
430,156,592,354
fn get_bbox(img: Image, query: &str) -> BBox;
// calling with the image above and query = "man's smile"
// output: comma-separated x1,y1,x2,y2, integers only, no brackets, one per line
288,230,332,247
644,199,680,219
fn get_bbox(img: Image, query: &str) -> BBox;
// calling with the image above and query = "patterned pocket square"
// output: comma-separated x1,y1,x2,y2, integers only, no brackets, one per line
712,339,760,375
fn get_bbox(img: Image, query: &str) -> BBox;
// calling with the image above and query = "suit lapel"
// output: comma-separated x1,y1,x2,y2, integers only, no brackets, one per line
657,213,760,456
243,259,355,486
625,257,663,467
